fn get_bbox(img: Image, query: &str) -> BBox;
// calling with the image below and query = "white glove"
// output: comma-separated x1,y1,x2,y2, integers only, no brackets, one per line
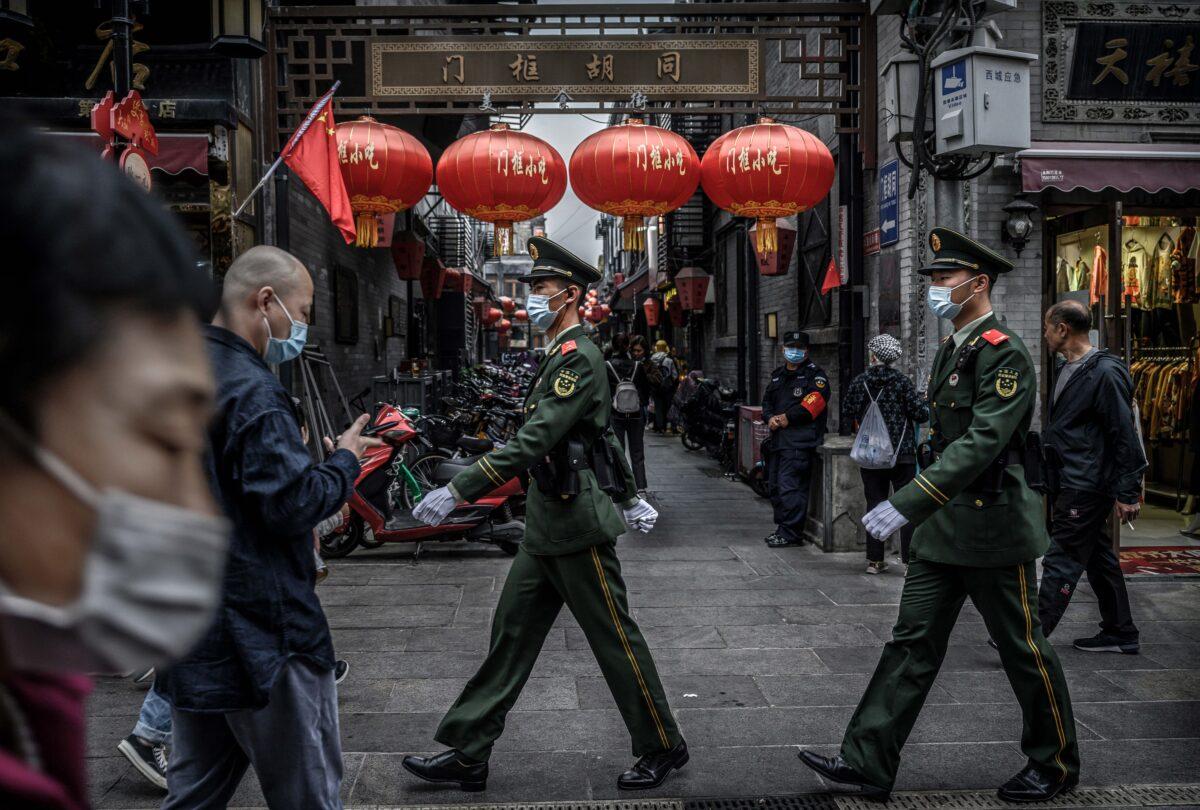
862,500,909,540
622,499,659,533
412,486,459,526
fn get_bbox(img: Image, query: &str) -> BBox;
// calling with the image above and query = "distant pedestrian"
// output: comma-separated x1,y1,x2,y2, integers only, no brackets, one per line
648,339,678,433
607,333,651,493
158,246,382,810
841,334,929,574
762,331,830,547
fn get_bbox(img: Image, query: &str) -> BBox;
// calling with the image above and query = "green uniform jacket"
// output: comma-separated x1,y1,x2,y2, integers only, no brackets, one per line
450,324,638,556
891,313,1049,568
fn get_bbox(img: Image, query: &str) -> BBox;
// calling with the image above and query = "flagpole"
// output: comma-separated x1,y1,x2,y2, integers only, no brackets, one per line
232,81,341,220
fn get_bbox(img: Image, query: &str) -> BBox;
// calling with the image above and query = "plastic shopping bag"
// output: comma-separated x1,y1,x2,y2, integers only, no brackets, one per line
850,389,902,470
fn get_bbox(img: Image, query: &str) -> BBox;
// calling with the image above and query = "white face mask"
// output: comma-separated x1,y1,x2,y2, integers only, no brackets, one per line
0,414,230,674
525,288,569,333
926,275,983,320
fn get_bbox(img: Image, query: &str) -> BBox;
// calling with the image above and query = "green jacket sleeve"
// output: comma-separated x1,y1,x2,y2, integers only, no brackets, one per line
451,350,594,503
891,342,1033,526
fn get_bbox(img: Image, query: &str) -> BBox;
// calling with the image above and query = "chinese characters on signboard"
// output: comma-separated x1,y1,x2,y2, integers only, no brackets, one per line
1067,23,1200,103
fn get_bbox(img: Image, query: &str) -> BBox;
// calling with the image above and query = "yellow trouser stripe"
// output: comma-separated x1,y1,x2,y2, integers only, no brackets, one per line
1017,564,1069,780
478,456,504,487
912,476,946,505
590,547,670,749
917,474,949,504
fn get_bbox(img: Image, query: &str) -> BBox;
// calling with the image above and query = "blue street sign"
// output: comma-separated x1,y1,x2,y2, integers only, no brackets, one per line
879,159,899,247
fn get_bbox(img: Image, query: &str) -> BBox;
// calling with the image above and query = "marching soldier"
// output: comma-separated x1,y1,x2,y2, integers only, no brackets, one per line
761,330,829,547
799,228,1079,802
404,237,688,792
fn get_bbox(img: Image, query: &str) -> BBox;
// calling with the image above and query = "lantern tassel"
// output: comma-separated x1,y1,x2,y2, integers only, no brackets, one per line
355,213,379,249
494,221,514,256
622,216,646,252
755,217,777,256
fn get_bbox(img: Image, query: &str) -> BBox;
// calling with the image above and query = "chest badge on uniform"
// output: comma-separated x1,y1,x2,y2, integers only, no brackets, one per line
553,368,580,398
793,385,804,397
995,367,1019,399
948,372,959,387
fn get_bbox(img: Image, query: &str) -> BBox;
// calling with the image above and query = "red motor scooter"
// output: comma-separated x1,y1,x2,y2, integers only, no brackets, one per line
319,402,525,559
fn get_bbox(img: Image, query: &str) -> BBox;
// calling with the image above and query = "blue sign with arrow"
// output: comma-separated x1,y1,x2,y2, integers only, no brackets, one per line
879,159,899,247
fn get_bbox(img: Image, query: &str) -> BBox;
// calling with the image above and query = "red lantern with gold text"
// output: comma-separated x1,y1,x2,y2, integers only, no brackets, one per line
570,118,700,251
700,118,834,257
336,117,433,248
436,124,566,255
643,296,661,328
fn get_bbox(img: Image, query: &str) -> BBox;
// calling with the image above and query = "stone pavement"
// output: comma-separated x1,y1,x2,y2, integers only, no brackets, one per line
88,433,1200,808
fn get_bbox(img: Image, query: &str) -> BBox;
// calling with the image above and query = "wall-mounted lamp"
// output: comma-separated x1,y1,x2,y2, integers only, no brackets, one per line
1001,194,1037,255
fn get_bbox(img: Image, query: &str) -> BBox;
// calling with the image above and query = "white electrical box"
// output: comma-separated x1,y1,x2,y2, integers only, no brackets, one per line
930,46,1036,157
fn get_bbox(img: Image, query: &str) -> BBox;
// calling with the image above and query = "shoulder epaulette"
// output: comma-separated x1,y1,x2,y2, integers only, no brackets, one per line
981,329,1009,346
561,340,577,355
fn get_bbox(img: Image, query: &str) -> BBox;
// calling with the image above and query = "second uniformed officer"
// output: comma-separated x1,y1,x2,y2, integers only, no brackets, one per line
761,330,829,547
403,237,688,792
799,229,1079,802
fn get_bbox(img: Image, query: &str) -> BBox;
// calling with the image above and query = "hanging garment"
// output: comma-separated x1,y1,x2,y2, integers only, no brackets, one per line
1069,258,1090,291
1090,245,1109,305
1173,227,1196,304
1124,241,1150,307
1151,232,1177,310
1056,256,1071,294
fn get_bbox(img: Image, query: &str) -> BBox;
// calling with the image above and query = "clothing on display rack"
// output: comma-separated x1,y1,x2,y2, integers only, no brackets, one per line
1173,227,1196,304
1130,347,1196,442
1090,244,1108,306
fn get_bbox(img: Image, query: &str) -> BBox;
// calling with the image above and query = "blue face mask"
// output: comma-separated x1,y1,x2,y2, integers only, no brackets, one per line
926,275,981,321
525,288,569,333
263,297,307,364
784,347,807,364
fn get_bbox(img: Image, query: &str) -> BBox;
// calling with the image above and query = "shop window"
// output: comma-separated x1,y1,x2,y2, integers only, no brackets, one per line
332,265,359,344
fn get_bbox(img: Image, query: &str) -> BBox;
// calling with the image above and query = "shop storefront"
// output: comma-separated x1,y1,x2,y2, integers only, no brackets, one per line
1022,141,1200,510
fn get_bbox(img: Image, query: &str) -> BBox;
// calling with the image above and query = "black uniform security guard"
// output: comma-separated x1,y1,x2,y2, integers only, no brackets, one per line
402,237,687,794
761,330,829,547
799,229,1079,803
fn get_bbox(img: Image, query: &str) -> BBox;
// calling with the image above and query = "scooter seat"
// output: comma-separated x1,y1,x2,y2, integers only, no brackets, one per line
433,456,481,486
457,436,495,454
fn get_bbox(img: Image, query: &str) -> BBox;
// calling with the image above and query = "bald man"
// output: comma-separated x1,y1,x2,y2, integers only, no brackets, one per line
158,246,380,809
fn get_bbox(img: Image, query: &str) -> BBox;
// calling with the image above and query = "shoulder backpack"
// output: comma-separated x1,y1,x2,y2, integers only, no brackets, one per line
644,358,664,388
608,360,642,415
850,384,904,470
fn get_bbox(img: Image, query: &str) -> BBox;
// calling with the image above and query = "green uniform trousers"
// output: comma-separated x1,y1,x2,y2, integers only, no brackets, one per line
842,557,1080,791
435,543,681,762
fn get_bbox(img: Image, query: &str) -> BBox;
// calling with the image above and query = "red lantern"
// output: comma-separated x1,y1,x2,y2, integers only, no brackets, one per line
497,318,512,334
674,267,710,310
390,232,425,280
443,268,463,294
513,309,528,322
499,296,516,314
749,217,798,276
420,257,448,299
700,117,834,256
436,123,566,255
599,303,611,317
667,296,685,327
570,118,700,251
483,306,503,326
614,272,625,286
336,117,433,248
643,296,661,327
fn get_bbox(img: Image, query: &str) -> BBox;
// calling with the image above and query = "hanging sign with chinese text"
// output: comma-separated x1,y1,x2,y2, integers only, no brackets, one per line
878,159,899,247
370,37,761,101
1043,2,1200,125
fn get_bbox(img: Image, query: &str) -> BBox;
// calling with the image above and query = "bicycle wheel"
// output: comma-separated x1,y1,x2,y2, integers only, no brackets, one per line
400,452,452,509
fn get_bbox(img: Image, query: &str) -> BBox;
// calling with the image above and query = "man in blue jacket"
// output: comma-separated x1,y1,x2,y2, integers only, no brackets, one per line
1038,300,1146,654
159,246,381,809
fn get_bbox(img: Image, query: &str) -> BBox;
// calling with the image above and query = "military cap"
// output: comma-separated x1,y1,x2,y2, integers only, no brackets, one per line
920,227,1013,277
517,236,601,285
782,330,810,347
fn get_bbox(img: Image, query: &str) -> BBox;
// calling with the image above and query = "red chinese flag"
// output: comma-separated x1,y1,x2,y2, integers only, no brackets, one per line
283,95,356,244
820,257,841,294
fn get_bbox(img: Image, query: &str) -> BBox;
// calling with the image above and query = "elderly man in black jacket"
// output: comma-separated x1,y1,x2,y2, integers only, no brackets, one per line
1039,300,1146,655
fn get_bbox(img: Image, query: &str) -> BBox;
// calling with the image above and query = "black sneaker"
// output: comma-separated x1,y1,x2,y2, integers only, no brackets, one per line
117,734,168,790
1073,633,1139,654
335,659,350,684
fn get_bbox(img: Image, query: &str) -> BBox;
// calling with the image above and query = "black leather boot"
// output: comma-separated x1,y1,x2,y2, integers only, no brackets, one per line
617,740,689,790
402,749,488,792
997,763,1078,802
797,750,890,801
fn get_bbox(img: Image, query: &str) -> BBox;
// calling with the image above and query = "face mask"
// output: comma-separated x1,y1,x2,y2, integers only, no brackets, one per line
263,296,308,364
525,288,569,333
0,414,230,674
784,348,807,364
926,276,982,320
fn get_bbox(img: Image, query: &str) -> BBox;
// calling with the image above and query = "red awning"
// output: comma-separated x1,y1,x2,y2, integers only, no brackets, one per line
1019,141,1200,194
49,131,209,176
